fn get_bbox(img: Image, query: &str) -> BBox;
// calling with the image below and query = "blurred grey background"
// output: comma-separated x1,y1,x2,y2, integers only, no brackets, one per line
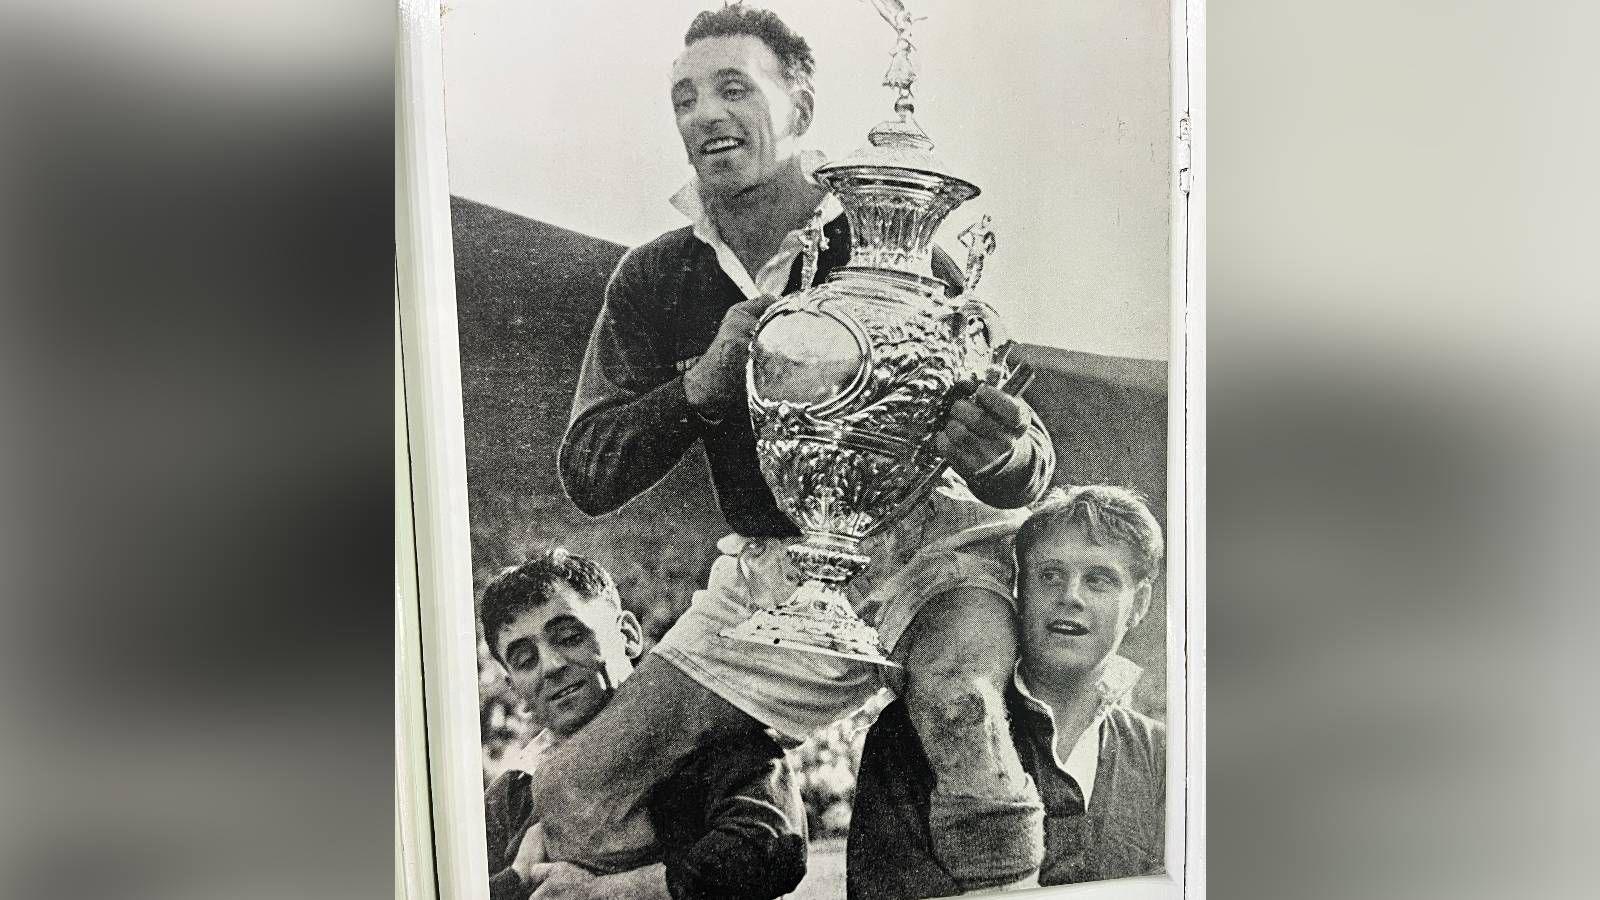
0,1,1594,900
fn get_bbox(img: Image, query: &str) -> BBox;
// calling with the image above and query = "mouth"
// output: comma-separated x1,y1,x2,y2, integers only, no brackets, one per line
545,682,585,704
700,136,744,156
1046,620,1090,637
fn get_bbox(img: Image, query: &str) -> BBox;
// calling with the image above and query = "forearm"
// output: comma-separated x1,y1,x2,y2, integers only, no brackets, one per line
595,863,669,900
559,376,702,516
489,867,531,900
966,409,1055,509
669,748,808,900
666,832,807,900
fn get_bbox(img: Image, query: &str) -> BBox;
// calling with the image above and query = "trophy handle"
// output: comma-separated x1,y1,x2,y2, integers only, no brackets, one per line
797,205,831,293
957,298,1017,389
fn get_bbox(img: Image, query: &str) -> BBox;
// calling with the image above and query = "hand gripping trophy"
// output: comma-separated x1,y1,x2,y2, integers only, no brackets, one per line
722,1,1020,665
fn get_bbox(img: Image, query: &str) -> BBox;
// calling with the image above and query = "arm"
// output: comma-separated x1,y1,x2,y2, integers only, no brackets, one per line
522,861,669,900
485,772,537,900
558,245,706,516
967,395,1055,508
939,385,1055,509
661,744,808,900
898,586,1043,892
929,243,1056,509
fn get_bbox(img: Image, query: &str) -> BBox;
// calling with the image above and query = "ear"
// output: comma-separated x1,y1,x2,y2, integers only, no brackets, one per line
1127,582,1152,631
616,610,645,660
790,88,815,137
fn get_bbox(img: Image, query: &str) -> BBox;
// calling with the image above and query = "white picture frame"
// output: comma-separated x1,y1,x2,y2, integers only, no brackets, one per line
396,0,1205,896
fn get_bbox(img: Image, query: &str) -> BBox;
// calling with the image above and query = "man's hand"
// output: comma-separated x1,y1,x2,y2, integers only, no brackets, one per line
935,383,1030,484
511,823,547,883
526,861,669,900
525,862,596,900
683,295,781,419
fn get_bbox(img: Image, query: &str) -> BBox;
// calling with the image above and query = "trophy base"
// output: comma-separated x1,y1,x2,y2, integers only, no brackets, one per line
721,578,900,668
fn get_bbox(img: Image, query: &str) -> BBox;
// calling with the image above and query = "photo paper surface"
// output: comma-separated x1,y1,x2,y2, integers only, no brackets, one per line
429,2,1186,896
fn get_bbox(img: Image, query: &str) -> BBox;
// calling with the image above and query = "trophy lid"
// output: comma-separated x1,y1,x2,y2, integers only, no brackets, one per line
815,111,979,201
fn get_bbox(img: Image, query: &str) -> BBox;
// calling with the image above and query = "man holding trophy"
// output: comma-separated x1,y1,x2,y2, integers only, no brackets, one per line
547,3,1056,893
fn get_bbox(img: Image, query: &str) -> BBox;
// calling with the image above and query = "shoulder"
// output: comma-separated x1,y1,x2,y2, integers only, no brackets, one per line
1106,706,1167,774
616,225,698,274
603,226,699,308
484,768,533,818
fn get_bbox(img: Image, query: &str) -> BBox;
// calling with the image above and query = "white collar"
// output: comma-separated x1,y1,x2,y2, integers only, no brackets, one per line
500,728,557,777
1012,656,1144,807
668,149,844,300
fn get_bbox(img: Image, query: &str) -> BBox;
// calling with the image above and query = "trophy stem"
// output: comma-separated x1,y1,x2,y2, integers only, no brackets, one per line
722,578,898,667
720,540,900,667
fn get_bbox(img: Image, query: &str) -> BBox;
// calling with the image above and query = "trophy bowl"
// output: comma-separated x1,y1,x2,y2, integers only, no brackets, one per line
721,129,1011,666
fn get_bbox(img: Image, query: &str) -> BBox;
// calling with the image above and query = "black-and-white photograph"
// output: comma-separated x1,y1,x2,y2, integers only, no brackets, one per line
433,1,1187,896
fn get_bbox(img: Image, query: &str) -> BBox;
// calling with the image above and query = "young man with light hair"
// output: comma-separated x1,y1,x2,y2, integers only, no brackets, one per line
849,486,1167,897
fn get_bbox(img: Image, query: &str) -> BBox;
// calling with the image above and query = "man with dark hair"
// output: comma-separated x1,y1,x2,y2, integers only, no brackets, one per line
848,487,1167,897
541,4,1056,892
480,549,807,900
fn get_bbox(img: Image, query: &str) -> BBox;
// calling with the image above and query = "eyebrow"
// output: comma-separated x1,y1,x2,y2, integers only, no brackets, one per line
672,67,751,92
541,614,584,634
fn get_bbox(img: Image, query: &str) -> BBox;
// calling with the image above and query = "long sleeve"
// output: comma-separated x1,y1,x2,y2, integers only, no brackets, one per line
965,403,1056,509
559,242,706,517
659,741,809,900
484,771,535,900
927,245,1056,511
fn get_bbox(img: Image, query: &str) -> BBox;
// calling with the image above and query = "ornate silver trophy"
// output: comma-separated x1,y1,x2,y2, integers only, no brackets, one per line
722,1,1018,665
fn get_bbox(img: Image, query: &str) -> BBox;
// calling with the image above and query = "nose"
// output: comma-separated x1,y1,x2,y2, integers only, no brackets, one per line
687,93,729,129
1063,576,1089,609
536,643,570,680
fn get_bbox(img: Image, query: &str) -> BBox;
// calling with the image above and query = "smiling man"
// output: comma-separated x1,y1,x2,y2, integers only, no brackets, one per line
545,3,1056,892
479,549,806,900
848,486,1168,897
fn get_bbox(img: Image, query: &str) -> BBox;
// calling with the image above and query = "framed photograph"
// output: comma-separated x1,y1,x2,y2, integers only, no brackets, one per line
397,1,1203,898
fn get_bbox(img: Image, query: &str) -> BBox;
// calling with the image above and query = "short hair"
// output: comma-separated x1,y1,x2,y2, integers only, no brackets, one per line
1015,486,1165,585
479,548,620,663
684,3,815,94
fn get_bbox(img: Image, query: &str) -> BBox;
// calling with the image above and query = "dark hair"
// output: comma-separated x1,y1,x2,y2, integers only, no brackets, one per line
684,3,815,93
1014,486,1165,584
479,548,620,663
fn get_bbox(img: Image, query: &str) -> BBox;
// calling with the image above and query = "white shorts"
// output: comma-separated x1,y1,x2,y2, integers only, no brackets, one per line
651,472,1026,743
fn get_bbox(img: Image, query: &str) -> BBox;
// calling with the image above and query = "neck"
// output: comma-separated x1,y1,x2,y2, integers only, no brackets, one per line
1022,660,1105,743
705,157,826,271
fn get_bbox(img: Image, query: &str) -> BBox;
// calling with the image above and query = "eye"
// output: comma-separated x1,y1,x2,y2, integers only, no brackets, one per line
1037,568,1065,585
555,629,587,649
721,82,748,101
1086,572,1121,591
674,97,695,114
506,648,534,670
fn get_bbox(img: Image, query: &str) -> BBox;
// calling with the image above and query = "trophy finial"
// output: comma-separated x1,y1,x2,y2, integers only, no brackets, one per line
861,0,929,138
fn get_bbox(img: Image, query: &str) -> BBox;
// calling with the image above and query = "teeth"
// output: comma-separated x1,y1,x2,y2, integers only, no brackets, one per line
702,137,741,153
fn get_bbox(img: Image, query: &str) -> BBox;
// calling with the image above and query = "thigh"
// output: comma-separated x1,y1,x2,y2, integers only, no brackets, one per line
537,654,758,794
